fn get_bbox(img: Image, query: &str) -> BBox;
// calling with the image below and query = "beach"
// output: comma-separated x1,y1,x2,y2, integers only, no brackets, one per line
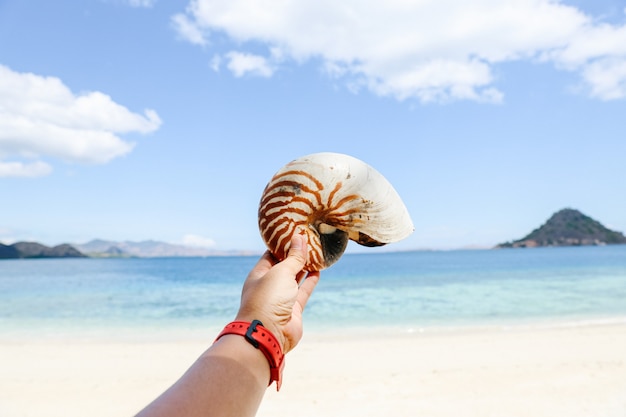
3,249,626,416
2,321,625,417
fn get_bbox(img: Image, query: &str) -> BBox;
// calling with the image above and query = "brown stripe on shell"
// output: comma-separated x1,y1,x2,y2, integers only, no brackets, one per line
258,168,332,270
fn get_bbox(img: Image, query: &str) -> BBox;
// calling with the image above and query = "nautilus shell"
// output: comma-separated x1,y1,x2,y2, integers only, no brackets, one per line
258,152,414,271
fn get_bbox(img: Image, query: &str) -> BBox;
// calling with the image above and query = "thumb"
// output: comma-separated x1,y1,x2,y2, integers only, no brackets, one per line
279,232,308,274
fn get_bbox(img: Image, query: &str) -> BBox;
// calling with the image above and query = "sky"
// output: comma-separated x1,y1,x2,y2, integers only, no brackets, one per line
1,0,625,253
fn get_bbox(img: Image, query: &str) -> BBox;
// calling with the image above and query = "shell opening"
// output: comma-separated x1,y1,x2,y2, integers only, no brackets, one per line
316,227,349,269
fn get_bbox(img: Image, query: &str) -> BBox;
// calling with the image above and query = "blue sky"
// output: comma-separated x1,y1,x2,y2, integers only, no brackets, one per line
1,0,625,253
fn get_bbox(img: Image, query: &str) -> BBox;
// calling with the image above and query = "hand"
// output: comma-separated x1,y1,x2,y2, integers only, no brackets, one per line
236,231,320,354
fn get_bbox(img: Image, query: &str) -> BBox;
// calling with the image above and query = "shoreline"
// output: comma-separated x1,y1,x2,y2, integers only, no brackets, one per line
2,313,626,343
2,318,625,417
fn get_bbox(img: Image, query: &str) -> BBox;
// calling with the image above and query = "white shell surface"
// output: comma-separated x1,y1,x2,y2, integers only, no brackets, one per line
258,152,414,271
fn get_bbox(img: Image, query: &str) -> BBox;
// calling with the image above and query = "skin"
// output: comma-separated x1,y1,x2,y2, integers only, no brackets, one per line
135,232,320,417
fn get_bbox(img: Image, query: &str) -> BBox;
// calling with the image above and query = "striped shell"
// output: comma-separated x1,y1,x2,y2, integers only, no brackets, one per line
258,152,414,271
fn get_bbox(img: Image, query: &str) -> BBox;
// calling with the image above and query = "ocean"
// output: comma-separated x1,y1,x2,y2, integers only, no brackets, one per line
1,245,626,340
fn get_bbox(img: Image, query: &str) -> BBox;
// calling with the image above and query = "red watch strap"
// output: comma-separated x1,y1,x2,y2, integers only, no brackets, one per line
215,320,285,391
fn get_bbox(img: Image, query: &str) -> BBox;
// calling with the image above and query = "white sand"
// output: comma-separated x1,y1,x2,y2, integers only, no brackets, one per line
1,322,625,417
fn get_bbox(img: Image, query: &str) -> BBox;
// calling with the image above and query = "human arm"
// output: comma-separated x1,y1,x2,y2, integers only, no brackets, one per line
135,232,320,417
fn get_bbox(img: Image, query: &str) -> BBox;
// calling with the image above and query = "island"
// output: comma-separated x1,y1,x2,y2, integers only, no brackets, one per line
0,242,86,259
496,208,626,248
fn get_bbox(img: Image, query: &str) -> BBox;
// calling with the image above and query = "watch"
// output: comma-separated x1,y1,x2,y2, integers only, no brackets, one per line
215,320,285,391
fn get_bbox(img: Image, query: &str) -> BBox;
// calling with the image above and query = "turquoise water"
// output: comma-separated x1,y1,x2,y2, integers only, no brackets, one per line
1,245,626,338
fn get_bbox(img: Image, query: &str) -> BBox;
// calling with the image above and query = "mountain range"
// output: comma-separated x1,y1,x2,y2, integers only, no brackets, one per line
0,239,257,259
73,239,249,258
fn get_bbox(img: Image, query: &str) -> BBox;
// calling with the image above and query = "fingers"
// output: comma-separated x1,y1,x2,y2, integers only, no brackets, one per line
296,271,320,312
244,251,275,283
249,231,308,282
295,270,307,285
276,232,308,275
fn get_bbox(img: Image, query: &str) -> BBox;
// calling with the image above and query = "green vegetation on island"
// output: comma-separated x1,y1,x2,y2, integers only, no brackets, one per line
496,208,626,248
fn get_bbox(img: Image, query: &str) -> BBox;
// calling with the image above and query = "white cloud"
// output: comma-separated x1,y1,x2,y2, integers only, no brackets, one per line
173,0,626,102
182,234,217,248
172,13,207,46
225,51,275,77
0,161,52,178
547,24,626,68
581,57,626,100
0,65,161,178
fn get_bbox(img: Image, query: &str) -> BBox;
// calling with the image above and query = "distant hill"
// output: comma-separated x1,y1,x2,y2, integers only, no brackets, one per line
74,239,248,258
0,242,86,259
1,238,256,259
496,208,626,248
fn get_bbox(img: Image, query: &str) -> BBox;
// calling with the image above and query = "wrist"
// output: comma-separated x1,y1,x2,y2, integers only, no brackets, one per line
209,333,270,388
215,320,285,391
235,312,286,352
